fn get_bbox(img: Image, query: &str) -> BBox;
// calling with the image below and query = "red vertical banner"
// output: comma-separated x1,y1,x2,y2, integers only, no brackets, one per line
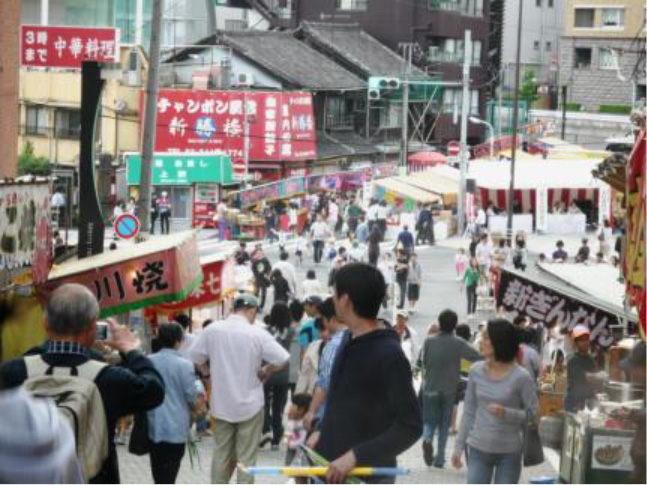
21,25,119,68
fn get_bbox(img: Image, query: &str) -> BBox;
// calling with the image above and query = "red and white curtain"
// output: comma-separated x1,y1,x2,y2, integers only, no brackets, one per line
478,188,599,212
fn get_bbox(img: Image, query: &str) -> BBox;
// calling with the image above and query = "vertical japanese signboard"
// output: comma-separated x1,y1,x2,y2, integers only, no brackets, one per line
148,89,317,161
21,25,119,68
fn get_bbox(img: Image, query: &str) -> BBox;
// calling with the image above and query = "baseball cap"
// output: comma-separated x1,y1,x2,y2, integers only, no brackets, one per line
233,293,260,309
396,309,409,319
620,341,646,371
304,295,323,306
572,325,590,339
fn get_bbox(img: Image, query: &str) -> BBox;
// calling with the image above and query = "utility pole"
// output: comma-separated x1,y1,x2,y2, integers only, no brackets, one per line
137,0,164,239
561,85,568,139
205,0,216,35
243,89,250,188
507,0,524,244
400,43,415,176
457,30,472,236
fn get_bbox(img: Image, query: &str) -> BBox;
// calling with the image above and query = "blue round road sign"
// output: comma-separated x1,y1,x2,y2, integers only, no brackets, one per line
114,214,140,240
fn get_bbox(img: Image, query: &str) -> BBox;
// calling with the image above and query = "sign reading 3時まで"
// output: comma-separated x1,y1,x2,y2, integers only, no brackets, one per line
21,25,119,68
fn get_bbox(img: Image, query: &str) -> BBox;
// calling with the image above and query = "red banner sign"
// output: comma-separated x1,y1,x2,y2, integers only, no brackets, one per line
21,25,119,68
148,89,317,161
160,259,233,311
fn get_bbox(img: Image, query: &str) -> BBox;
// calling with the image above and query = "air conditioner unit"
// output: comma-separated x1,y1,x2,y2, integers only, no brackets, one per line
237,72,254,86
125,48,141,86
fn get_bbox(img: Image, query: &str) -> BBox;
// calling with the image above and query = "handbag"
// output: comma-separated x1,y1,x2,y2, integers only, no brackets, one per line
523,413,545,467
128,412,151,456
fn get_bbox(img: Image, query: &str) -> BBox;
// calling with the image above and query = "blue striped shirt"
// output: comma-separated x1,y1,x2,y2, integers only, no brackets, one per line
315,330,347,421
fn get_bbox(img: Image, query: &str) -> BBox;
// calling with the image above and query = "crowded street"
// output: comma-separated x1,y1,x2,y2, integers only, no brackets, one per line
1,1,646,484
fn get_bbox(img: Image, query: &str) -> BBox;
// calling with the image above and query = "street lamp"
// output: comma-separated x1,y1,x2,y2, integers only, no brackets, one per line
469,116,495,161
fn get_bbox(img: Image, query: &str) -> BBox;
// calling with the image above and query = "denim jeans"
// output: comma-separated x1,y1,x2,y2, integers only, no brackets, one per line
467,446,522,484
422,390,454,466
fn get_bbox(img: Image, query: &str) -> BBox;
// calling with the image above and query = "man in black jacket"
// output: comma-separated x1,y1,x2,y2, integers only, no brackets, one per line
0,284,165,484
312,263,422,483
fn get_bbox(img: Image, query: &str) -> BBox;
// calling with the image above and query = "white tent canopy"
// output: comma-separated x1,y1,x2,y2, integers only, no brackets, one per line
466,159,606,191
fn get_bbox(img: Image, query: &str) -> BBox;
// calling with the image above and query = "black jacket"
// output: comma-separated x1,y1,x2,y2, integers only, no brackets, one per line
0,343,165,484
315,328,422,468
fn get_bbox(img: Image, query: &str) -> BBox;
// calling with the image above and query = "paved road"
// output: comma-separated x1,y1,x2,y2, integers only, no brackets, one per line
118,239,559,483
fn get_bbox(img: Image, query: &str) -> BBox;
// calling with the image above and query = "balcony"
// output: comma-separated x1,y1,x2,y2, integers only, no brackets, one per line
427,0,483,17
428,49,465,64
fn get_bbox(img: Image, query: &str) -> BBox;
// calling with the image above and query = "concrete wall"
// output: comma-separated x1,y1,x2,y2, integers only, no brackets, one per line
559,37,641,111
529,109,632,148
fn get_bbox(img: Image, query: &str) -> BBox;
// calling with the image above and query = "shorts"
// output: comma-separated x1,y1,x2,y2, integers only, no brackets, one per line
407,284,420,301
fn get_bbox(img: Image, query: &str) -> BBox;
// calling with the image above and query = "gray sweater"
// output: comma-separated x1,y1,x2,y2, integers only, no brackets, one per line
454,361,538,455
419,333,482,397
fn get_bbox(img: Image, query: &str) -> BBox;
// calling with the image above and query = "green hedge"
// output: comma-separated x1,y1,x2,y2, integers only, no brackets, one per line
599,104,632,114
565,102,581,111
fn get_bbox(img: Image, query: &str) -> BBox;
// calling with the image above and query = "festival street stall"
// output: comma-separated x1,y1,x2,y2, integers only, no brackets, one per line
468,159,610,235
497,264,642,484
38,231,203,317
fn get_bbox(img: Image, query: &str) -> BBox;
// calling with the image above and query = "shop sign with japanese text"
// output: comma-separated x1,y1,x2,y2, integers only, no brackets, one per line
39,234,202,317
147,89,317,161
21,25,119,68
237,177,306,207
497,269,624,348
0,183,52,284
126,153,233,185
160,258,235,311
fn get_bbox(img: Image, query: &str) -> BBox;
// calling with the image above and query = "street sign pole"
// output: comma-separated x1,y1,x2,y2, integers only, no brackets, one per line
457,30,472,237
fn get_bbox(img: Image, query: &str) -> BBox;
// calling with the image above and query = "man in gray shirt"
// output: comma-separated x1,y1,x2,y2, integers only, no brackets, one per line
418,309,481,468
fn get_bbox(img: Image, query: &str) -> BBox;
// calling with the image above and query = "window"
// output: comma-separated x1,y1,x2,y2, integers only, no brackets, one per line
536,0,541,6
574,47,592,69
601,8,625,28
599,48,619,70
428,0,482,17
428,38,482,64
336,0,367,11
546,41,552,51
25,105,48,136
55,109,81,139
442,89,479,115
534,40,540,51
548,0,554,7
574,8,595,28
472,40,482,64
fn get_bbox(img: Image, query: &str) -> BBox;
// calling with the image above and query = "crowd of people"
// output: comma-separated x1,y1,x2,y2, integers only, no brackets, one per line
1,207,644,485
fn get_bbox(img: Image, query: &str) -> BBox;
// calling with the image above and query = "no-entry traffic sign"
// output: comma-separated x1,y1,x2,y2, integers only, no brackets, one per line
114,214,140,240
447,140,460,157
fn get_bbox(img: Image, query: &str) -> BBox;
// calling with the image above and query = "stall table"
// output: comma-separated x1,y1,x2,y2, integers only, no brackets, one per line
545,213,587,234
560,412,636,484
488,214,533,234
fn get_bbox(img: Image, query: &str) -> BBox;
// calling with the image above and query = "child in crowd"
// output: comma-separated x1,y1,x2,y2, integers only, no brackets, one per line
455,248,468,286
285,393,312,465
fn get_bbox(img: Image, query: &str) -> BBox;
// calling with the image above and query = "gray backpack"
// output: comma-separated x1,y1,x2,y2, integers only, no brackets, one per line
23,355,109,481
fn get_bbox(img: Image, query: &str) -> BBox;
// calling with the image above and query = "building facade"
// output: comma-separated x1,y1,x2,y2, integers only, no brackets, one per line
500,0,564,90
21,0,269,50
241,0,491,145
559,0,646,112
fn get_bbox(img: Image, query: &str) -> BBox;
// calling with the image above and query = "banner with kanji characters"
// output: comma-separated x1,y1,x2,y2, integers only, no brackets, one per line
497,268,633,348
159,258,236,311
147,89,317,161
21,25,119,68
38,232,202,317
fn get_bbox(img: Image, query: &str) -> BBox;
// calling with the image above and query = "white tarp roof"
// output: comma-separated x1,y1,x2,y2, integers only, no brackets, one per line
466,159,607,190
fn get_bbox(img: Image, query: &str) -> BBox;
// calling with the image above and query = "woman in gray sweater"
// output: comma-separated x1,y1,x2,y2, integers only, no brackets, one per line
452,319,538,484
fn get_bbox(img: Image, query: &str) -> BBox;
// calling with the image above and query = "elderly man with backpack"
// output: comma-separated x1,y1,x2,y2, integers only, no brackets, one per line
0,284,165,484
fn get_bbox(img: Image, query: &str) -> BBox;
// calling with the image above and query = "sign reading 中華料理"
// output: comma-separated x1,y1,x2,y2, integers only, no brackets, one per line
126,153,234,186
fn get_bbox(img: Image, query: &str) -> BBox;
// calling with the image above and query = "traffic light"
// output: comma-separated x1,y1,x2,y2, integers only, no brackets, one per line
368,76,402,100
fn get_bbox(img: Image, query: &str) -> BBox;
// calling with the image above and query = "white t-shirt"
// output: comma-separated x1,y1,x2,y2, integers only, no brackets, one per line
367,204,379,221
377,205,389,220
234,264,254,292
311,221,330,241
328,202,339,223
476,209,486,225
189,314,289,422
301,278,324,298
273,260,298,295
476,242,492,266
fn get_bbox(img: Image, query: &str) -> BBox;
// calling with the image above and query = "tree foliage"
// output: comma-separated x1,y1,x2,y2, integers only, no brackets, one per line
519,71,539,107
18,141,50,176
